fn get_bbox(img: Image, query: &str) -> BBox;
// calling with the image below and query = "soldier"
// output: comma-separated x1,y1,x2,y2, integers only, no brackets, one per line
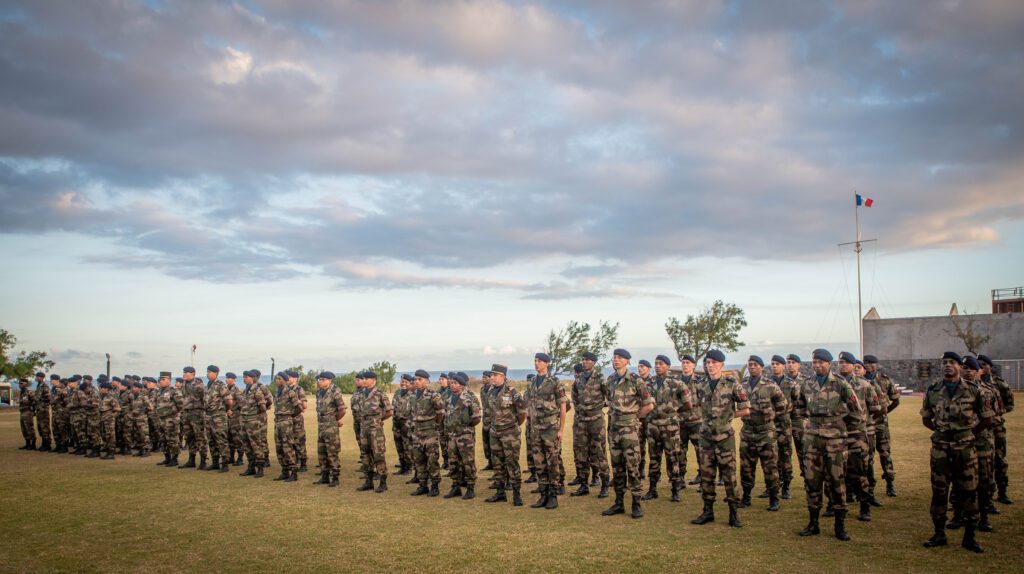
785,354,808,483
480,370,494,471
571,352,611,498
203,365,233,473
600,349,654,519
97,380,121,459
174,377,187,450
84,375,102,458
437,373,452,471
921,351,993,553
485,364,527,506
249,369,273,468
144,376,162,452
18,378,36,450
863,355,900,498
238,370,269,478
313,371,346,487
287,370,309,473
444,372,481,499
128,381,153,457
838,354,883,522
636,359,652,480
51,376,70,453
273,372,301,482
738,355,787,512
525,353,567,510
356,371,392,493
392,374,412,475
964,356,998,533
112,377,130,455
769,355,800,500
154,372,184,467
643,355,692,503
32,372,52,451
68,375,87,454
691,350,749,528
350,372,364,471
978,355,1014,505
178,366,208,470
796,349,860,541
677,355,702,487
225,373,244,466
409,369,445,497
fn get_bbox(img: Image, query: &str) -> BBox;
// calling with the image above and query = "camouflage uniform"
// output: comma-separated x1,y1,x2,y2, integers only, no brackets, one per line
606,371,654,498
975,378,1000,528
239,382,269,470
445,389,482,491
525,373,567,493
128,389,154,454
739,375,787,504
480,381,493,467
33,379,52,449
358,386,391,482
83,385,101,453
98,391,121,457
155,384,184,463
292,386,309,469
316,384,347,480
68,385,86,452
677,373,702,484
637,373,652,479
696,375,749,506
116,386,132,453
572,368,610,486
255,380,273,466
785,372,808,479
842,374,883,512
274,384,302,477
391,388,411,471
797,372,859,512
147,384,163,451
182,378,208,462
52,383,70,452
984,373,1014,501
867,371,899,493
774,374,801,492
226,382,243,463
350,388,364,467
204,377,231,468
410,387,445,491
488,383,527,491
18,384,36,448
646,373,692,494
438,384,452,467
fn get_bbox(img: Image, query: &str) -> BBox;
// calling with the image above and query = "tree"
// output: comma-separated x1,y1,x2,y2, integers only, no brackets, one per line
945,312,992,355
0,328,55,381
543,320,619,376
286,361,397,394
665,300,747,362
366,360,397,393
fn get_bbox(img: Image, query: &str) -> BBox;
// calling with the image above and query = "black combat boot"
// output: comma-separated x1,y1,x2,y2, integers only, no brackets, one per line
670,481,681,502
858,500,871,522
922,516,948,548
641,480,658,501
688,476,701,485
411,483,429,496
823,505,835,518
227,449,235,464
799,508,821,536
524,471,538,484
846,491,855,503
444,485,463,499
204,455,217,471
241,464,256,477
72,446,86,455
530,483,544,494
158,454,171,466
263,459,271,468
39,442,51,452
962,525,984,553
946,507,964,530
767,491,780,512
739,488,752,508
728,503,742,528
758,489,770,499
570,483,590,497
531,486,550,508
997,486,1014,505
691,501,714,524
834,509,850,541
602,493,626,516
631,495,643,519
557,483,565,495
357,474,375,491
329,472,339,487
273,469,290,481
428,481,440,497
19,440,30,450
978,510,993,532
568,473,582,487
482,462,494,471
407,473,420,485
253,465,264,478
198,455,208,470
284,468,298,482
375,476,388,493
87,448,100,458
233,452,244,466
545,489,559,510
589,474,599,487
140,449,150,458
219,460,229,473
314,471,329,484
598,477,610,499
484,484,506,502
782,480,792,500
988,502,1000,515
298,460,308,473
462,486,475,500
512,487,523,506
866,492,883,508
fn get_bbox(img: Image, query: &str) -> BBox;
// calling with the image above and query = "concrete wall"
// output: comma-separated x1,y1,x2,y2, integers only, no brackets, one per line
863,312,1024,361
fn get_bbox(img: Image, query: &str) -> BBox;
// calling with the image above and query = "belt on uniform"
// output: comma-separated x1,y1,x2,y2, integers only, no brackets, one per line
742,422,773,433
492,423,518,432
808,414,843,424
650,418,678,426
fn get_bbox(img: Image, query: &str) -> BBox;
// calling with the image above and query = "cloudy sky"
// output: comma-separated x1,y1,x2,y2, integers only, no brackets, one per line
2,0,1022,375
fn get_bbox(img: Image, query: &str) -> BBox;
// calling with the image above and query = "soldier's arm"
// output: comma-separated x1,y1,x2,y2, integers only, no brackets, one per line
733,385,751,418
974,388,995,434
470,394,482,427
637,381,655,419
381,394,393,421
920,393,935,430
999,380,1014,412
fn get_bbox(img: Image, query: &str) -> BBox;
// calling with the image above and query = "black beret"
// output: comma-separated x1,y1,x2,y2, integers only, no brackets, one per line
534,352,552,363
97,374,108,382
581,352,598,361
863,355,878,364
705,350,726,363
747,355,764,367
78,381,88,390
452,372,469,385
680,354,696,364
99,382,112,390
35,371,45,377
175,377,184,383
401,374,414,382
855,359,865,368
222,372,235,380
134,381,146,389
573,363,583,374
144,376,157,383
317,371,336,380
482,370,493,377
638,359,652,368
962,356,981,370
787,354,801,363
942,351,963,363
415,369,431,379
977,354,993,367
251,369,262,378
206,365,220,373
159,371,172,378
437,373,448,380
50,374,60,380
490,364,508,375
285,370,299,379
183,366,196,374
447,372,457,380
132,375,141,382
83,375,93,381
613,348,631,360
655,354,672,366
769,355,785,365
363,371,377,380
838,351,857,364
111,376,122,383
812,349,833,362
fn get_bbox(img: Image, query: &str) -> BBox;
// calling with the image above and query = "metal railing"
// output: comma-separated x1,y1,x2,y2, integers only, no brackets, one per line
992,287,1024,301
994,359,1023,391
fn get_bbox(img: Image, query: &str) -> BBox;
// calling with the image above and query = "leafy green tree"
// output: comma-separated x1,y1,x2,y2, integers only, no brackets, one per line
0,328,55,381
665,300,747,362
543,320,619,376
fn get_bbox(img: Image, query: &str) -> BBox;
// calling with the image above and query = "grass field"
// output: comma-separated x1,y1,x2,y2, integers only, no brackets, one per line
0,395,1020,573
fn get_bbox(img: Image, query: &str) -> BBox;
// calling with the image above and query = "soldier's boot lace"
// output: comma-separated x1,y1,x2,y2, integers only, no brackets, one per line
962,525,984,553
602,493,625,516
630,495,643,519
834,509,850,541
799,507,820,536
691,501,714,525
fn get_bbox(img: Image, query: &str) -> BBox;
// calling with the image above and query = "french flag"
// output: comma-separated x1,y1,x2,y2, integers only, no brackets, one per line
856,193,874,207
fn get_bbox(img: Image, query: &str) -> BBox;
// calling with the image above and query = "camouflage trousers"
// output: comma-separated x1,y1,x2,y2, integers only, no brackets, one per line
700,433,738,503
274,416,298,471
70,412,90,449
610,422,643,497
740,430,779,494
791,419,807,478
148,413,162,449
34,407,51,445
53,412,69,449
977,441,995,514
844,431,871,500
872,419,894,483
205,412,228,461
241,414,268,464
317,419,341,473
439,419,449,462
803,434,847,511
131,416,150,451
447,428,477,487
227,414,243,457
20,410,36,444
994,427,1008,489
638,418,648,476
572,415,610,482
776,427,793,484
525,417,535,473
412,426,441,486
392,419,410,466
677,422,701,481
116,414,129,450
489,425,522,488
292,414,307,464
930,442,979,524
359,421,388,479
161,415,181,458
481,422,492,464
529,422,562,489
183,410,207,457
647,421,682,484
99,415,117,454
86,412,101,448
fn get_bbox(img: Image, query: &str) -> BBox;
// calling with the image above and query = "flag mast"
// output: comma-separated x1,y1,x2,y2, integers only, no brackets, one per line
839,192,876,357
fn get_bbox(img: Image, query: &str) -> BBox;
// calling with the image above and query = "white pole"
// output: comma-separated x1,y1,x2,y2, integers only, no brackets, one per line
855,192,864,357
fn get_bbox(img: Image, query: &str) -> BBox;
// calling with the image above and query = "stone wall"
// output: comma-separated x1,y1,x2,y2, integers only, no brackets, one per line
863,312,1023,361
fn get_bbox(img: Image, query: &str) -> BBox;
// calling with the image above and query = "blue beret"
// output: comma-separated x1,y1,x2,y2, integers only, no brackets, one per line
534,352,552,363
573,363,583,373
705,350,726,363
414,369,430,379
50,374,60,380
787,354,801,363
35,371,45,377
99,382,112,390
770,355,786,365
447,372,457,380
638,359,651,368
680,354,696,364
977,354,993,367
97,374,108,382
747,355,764,367
437,372,448,380
613,348,632,360
363,371,377,380
183,366,196,374
942,351,962,363
482,370,493,377
83,375,93,381
132,375,141,382
206,365,219,373
655,355,672,366
452,372,469,385
863,355,878,364
812,349,833,362
962,356,981,370
111,376,122,383
242,370,253,378
275,371,288,380
838,351,857,364
134,381,146,389
284,370,299,379
70,374,82,381
317,371,336,380
581,352,598,361
225,372,237,380
175,377,184,383
401,374,414,382
78,381,88,390
251,369,261,378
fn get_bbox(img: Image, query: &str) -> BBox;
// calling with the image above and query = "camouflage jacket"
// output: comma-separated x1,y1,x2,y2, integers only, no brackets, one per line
18,387,34,412
34,381,50,409
391,389,410,421
782,373,807,422
525,373,567,429
410,388,445,432
359,387,391,427
225,383,242,418
975,380,999,453
316,385,346,424
921,378,993,446
572,370,609,421
98,392,121,418
155,386,184,418
740,376,787,434
479,383,492,423
982,374,1014,427
677,374,703,426
182,379,205,411
606,371,654,429
350,388,364,421
255,382,273,414
796,372,860,440
696,375,749,441
647,375,692,426
489,384,526,432
843,374,883,435
866,372,900,418
446,390,482,434
273,384,303,420
204,379,231,415
117,388,133,416
51,385,69,414
772,375,798,432
239,383,267,417
293,386,307,418
128,391,153,418
81,386,100,414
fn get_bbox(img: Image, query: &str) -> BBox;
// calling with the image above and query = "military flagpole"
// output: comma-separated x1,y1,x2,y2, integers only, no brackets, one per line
839,192,876,358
